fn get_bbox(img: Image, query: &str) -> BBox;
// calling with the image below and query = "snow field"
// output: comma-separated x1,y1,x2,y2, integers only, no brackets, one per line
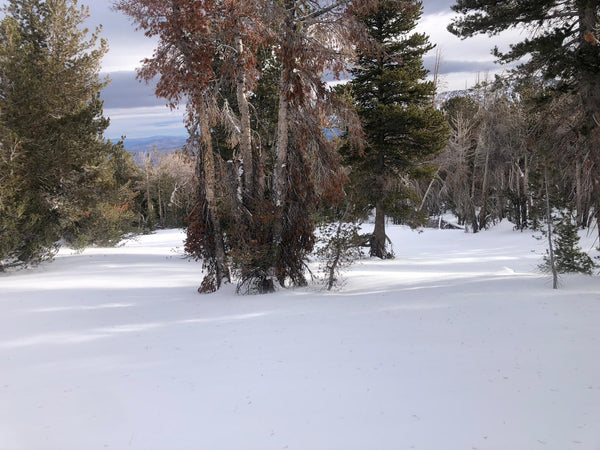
1,223,599,450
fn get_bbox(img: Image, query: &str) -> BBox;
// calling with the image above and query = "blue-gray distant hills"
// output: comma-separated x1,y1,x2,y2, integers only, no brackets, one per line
119,136,187,155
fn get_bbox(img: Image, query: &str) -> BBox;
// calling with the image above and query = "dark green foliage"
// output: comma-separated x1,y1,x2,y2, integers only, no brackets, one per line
543,210,597,275
64,142,140,248
249,50,280,158
0,0,138,267
448,0,600,84
345,0,448,257
443,95,479,121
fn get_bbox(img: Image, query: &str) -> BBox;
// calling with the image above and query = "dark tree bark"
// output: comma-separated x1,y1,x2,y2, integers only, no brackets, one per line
371,199,387,258
544,167,558,289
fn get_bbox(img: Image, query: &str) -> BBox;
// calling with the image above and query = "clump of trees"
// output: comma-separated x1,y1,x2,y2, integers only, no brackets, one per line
421,82,598,250
410,0,600,281
447,2,600,234
0,0,139,269
115,0,447,293
136,150,196,230
423,86,540,232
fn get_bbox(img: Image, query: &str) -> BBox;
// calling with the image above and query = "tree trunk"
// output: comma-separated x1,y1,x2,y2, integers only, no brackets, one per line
498,168,506,220
235,33,253,197
145,155,153,225
576,156,584,226
478,149,490,229
522,154,529,229
198,102,229,288
578,2,600,224
544,167,558,289
469,150,478,233
418,169,439,212
513,164,521,228
470,159,477,201
157,175,164,226
272,72,290,245
371,200,387,258
469,201,479,233
596,212,600,251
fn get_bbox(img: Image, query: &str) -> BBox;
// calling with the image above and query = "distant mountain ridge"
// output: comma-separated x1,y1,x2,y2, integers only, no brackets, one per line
436,88,481,105
120,136,187,155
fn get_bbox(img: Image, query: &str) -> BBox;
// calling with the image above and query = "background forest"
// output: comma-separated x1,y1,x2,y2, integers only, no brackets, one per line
1,0,599,289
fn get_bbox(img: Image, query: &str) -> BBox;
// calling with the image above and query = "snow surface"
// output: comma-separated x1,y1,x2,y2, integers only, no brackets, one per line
1,222,599,450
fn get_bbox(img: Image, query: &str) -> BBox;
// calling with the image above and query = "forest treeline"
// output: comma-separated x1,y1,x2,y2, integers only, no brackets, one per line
1,0,598,289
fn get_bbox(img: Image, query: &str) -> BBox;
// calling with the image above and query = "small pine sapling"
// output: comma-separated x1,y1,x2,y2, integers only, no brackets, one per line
552,211,596,275
317,207,365,290
541,210,597,276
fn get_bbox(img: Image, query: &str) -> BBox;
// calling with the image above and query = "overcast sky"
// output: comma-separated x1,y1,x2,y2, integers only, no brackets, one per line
1,1,521,140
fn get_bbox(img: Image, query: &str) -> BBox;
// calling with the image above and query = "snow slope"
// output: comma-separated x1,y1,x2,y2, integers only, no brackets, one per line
1,223,599,450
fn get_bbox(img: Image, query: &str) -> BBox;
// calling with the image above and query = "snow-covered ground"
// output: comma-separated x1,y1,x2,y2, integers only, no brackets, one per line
1,222,599,450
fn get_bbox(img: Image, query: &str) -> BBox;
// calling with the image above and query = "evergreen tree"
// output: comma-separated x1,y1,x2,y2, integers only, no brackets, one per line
0,0,134,267
0,126,28,270
66,140,140,248
346,0,448,258
544,210,597,275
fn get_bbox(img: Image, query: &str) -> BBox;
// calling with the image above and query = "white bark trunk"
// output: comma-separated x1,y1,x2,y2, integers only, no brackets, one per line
235,34,253,196
272,74,290,246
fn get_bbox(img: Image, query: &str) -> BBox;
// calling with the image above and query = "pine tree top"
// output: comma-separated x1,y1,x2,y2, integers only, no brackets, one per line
344,0,449,215
448,0,600,83
352,0,436,110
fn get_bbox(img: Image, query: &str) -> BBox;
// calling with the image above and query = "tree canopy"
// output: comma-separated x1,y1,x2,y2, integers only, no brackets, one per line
0,0,136,268
448,0,600,123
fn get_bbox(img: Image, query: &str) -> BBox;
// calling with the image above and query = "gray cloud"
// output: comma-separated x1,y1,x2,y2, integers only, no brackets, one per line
423,0,454,14
104,105,186,140
423,56,502,75
101,71,163,109
85,2,140,41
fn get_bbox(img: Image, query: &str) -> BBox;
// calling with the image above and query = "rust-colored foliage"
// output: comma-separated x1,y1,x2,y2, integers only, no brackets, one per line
116,0,380,293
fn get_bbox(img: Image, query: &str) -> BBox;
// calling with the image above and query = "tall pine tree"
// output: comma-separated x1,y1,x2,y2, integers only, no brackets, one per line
0,0,133,267
346,0,448,258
